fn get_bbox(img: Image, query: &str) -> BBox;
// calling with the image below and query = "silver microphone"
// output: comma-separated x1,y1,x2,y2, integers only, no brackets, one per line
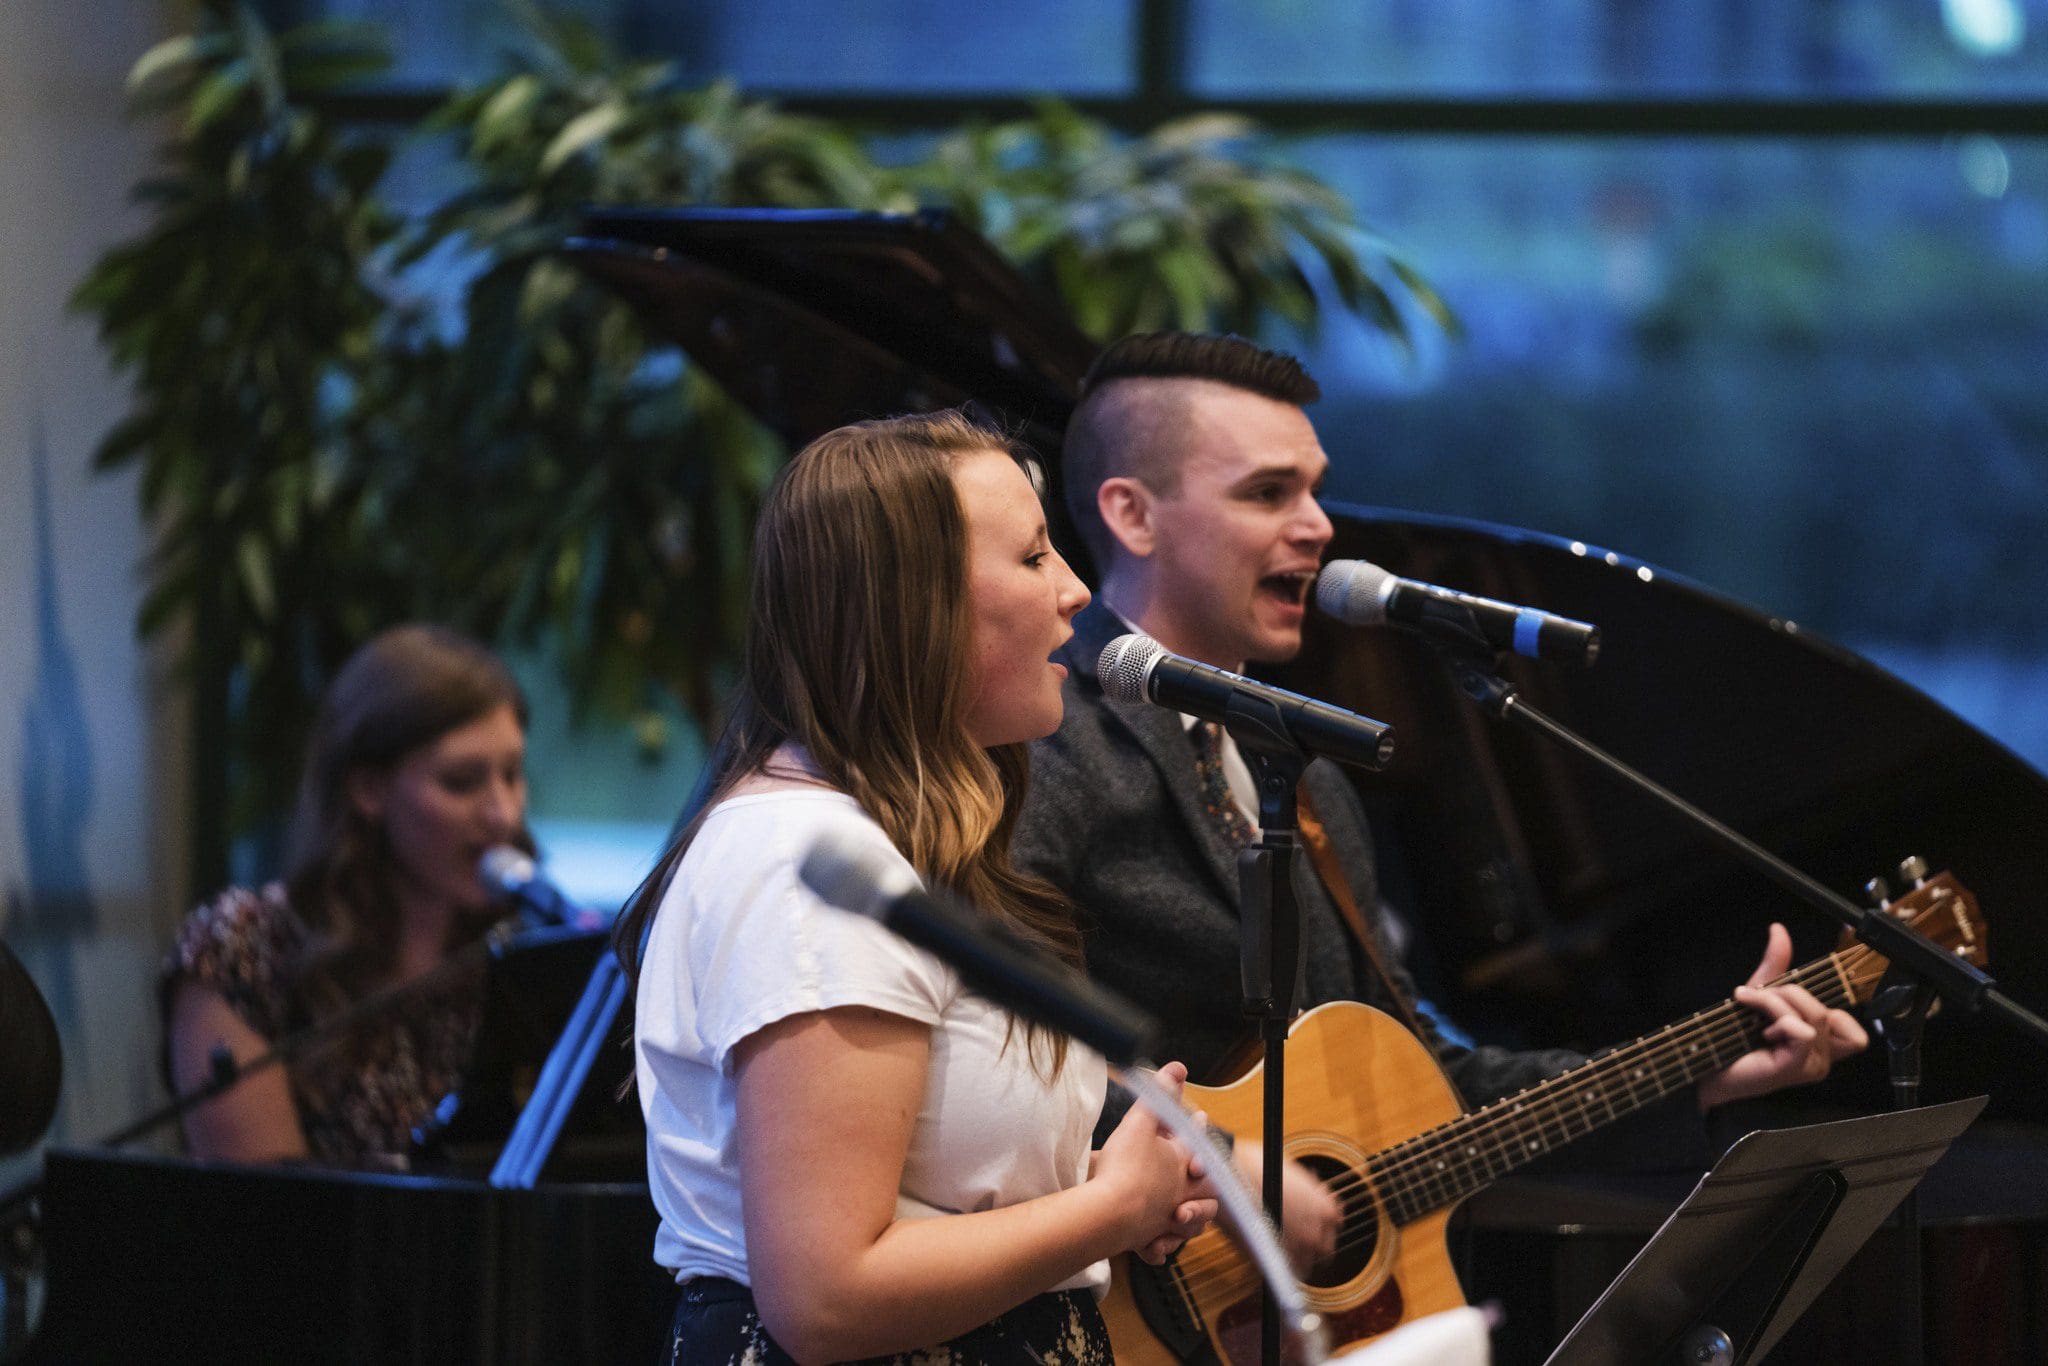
798,829,1159,1067
1316,559,1600,667
477,845,592,928
1097,634,1394,770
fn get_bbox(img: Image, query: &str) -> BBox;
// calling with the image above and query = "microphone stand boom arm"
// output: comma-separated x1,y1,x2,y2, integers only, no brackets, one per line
1405,601,2042,1366
1420,615,2048,1050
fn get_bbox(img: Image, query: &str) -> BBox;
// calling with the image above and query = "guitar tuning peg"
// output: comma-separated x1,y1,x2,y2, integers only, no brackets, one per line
1865,876,1891,908
1896,855,1928,888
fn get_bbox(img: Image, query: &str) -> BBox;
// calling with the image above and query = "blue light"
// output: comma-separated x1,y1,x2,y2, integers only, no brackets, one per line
1942,0,2025,58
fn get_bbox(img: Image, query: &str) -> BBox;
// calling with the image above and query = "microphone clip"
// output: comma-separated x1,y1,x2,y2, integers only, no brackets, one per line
1411,599,1521,717
1221,687,1308,768
1411,596,1497,665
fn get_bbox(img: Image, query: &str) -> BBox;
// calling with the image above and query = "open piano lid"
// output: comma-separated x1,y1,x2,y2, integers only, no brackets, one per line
566,207,1096,450
566,206,2048,1123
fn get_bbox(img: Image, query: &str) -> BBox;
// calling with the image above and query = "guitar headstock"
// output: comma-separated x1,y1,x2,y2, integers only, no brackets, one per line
1834,868,1987,1005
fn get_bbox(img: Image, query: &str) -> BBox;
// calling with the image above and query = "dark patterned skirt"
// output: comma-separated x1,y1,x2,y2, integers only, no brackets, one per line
665,1275,1113,1365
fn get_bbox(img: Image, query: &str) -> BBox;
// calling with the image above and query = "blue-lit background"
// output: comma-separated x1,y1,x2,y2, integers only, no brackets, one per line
323,0,2048,95
301,0,2048,904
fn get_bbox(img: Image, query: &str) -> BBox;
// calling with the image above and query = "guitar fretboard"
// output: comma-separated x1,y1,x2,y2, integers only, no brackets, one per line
1364,955,1851,1225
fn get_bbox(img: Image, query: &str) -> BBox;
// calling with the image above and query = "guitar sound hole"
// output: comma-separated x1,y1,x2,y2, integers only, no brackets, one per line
1297,1154,1377,1289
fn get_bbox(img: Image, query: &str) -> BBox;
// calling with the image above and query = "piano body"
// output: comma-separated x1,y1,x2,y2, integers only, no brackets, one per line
31,1150,669,1364
27,208,2048,1363
24,930,671,1363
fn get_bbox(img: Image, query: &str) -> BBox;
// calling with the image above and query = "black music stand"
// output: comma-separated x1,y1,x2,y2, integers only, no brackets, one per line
415,924,642,1183
1542,1095,1984,1365
489,944,632,1188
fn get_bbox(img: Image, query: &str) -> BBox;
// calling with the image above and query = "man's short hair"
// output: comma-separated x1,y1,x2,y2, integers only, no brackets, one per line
1062,332,1321,566
1081,331,1322,407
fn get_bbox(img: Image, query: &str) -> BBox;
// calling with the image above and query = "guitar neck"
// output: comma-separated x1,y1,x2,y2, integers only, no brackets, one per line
1367,952,1853,1225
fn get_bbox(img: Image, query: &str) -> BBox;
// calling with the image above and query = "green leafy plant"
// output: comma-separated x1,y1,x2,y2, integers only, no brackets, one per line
73,1,400,830
901,101,1453,345
380,5,885,735
80,1,1453,868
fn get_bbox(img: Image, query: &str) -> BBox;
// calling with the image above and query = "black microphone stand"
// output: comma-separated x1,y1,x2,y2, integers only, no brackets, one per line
1220,689,1313,1366
1868,961,1934,1361
1414,602,2048,1366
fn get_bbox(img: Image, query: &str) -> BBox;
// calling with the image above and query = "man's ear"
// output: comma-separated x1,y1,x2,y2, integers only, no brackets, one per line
346,768,387,825
1097,476,1156,558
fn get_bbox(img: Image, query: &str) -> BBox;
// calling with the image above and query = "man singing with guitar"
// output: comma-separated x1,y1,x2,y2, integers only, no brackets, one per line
1012,331,1872,1356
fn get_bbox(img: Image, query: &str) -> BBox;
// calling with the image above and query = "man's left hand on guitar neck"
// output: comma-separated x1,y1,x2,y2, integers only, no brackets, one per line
1695,922,1870,1113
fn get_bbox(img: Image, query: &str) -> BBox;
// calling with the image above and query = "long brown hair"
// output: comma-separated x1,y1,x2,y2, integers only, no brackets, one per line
615,410,1081,1069
283,623,531,1026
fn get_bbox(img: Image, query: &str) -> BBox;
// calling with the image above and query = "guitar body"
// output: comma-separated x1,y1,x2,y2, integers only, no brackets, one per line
1099,872,1984,1365
1101,1001,1469,1366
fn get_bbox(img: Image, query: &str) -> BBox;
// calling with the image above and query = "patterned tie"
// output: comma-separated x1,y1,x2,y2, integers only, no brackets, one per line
1190,720,1258,850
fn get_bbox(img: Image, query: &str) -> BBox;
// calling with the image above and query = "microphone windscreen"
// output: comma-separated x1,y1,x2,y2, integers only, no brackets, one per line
1096,634,1164,704
1314,559,1396,625
799,828,918,921
478,844,537,898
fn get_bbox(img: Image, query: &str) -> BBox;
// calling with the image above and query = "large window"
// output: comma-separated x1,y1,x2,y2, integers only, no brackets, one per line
1187,0,2048,98
1279,131,2048,770
294,0,2048,886
1289,134,2048,632
313,0,1138,92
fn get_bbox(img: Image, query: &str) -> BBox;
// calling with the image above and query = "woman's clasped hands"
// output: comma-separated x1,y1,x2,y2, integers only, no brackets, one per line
1089,1061,1220,1265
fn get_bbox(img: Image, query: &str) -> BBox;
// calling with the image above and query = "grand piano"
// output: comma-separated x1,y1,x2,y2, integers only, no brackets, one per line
24,208,2048,1363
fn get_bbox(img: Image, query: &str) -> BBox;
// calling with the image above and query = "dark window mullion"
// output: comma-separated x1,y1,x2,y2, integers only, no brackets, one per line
1137,0,1189,120
311,88,2048,139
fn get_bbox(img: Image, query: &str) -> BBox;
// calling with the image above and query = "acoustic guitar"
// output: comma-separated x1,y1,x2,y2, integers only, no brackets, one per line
1102,871,1986,1365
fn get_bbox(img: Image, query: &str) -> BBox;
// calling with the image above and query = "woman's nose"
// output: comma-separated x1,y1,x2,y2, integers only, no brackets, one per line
1056,551,1090,618
480,778,521,835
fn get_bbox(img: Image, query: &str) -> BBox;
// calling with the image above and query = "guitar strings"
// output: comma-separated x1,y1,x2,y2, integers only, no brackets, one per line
1166,944,1874,1298
1164,989,1801,1299
1349,903,1968,1210
1304,953,1845,1210
1164,905,1967,1304
1166,963,1849,1298
1160,944,1880,1300
1335,955,1851,1207
1170,954,1853,1288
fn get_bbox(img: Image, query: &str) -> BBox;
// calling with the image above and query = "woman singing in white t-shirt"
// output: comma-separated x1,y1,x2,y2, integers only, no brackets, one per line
616,411,1217,1364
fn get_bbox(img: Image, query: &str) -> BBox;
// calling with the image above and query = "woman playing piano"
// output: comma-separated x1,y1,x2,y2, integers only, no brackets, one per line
162,624,532,1165
616,411,1215,1364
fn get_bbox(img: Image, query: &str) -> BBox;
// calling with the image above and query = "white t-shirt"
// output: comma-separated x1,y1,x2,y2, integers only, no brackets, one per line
634,787,1110,1293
